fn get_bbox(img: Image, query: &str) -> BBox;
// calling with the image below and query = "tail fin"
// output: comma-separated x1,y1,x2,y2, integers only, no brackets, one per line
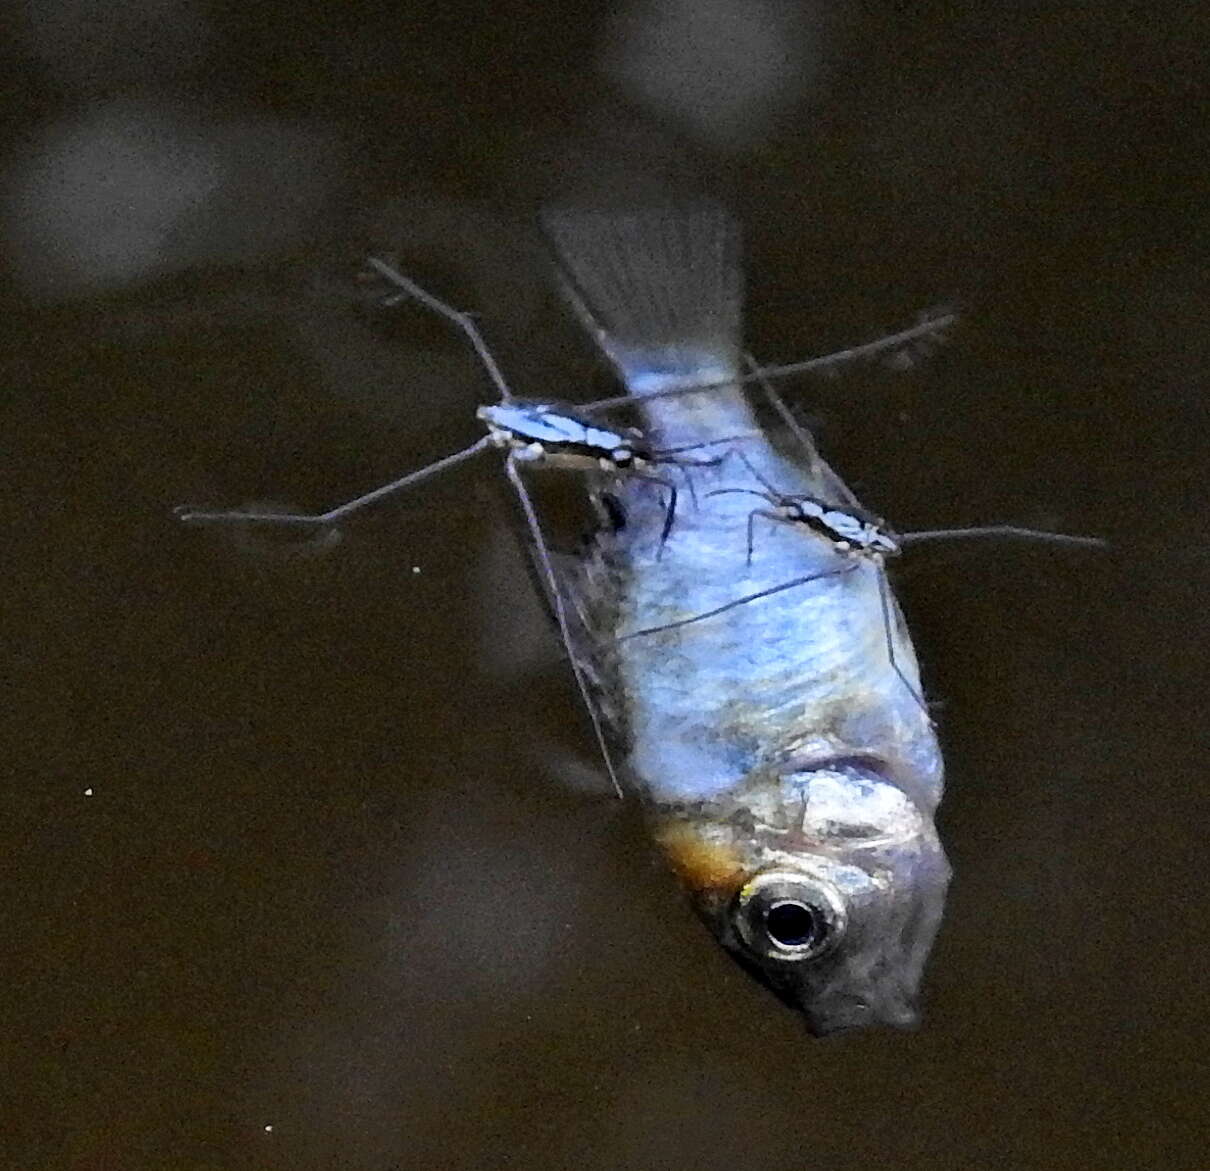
541,203,743,395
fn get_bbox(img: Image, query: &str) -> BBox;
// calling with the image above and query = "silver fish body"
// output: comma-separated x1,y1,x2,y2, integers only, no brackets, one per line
545,206,950,1034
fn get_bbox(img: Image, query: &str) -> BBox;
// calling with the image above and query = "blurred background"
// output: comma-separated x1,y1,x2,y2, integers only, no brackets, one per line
5,2,1206,1168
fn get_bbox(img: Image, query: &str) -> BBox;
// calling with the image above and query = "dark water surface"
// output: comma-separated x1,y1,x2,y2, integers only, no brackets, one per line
6,4,1206,1168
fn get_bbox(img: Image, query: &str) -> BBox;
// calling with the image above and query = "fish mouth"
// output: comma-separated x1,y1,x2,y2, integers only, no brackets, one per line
802,990,921,1036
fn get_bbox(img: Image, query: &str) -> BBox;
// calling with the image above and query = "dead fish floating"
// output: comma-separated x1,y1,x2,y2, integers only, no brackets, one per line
176,204,1104,1036
541,205,1102,1035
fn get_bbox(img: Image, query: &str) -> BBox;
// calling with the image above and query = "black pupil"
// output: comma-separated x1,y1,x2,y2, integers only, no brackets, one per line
765,901,822,948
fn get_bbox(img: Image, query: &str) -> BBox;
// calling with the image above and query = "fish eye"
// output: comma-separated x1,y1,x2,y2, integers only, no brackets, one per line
764,899,825,949
733,870,846,962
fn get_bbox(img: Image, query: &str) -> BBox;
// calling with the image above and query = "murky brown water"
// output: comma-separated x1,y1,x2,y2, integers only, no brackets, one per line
6,5,1206,1168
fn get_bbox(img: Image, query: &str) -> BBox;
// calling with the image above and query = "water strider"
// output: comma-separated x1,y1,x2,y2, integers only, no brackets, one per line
541,203,1103,1035
175,257,709,534
175,257,742,797
624,426,1106,713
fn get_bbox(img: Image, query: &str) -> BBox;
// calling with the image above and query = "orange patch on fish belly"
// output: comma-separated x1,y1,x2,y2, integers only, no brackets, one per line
654,823,746,895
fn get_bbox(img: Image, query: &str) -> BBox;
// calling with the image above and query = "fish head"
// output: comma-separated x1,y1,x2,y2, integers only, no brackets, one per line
652,761,951,1035
725,849,949,1035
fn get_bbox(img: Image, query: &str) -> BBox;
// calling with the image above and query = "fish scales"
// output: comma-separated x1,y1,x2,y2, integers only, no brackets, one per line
546,205,951,1034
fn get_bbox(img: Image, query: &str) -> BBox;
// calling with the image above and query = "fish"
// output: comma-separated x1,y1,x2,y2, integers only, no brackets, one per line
542,204,952,1035
172,224,965,1033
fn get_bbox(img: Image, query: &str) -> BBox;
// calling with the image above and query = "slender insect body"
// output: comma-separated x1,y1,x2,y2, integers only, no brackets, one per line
476,401,647,471
774,496,902,558
717,484,925,712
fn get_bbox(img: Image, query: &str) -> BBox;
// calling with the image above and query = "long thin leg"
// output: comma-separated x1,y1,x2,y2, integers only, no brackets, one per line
699,489,783,564
898,525,1108,550
699,487,789,566
647,432,766,513
706,444,759,478
505,457,625,799
578,312,958,414
628,472,678,556
875,565,928,714
703,488,769,504
745,509,787,566
621,563,858,640
176,436,494,526
365,257,514,404
728,443,782,497
743,352,821,479
666,460,699,511
649,430,763,461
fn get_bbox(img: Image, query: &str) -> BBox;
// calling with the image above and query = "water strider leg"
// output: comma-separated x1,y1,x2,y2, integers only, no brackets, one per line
178,259,514,529
743,353,823,481
898,526,1108,551
642,436,795,552
626,472,678,557
577,312,958,415
723,443,785,498
648,431,763,463
175,436,494,526
364,257,515,404
874,564,929,714
744,509,792,566
505,456,625,799
644,432,763,518
876,525,1107,712
620,563,859,640
640,431,762,515
666,460,700,511
699,486,784,566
